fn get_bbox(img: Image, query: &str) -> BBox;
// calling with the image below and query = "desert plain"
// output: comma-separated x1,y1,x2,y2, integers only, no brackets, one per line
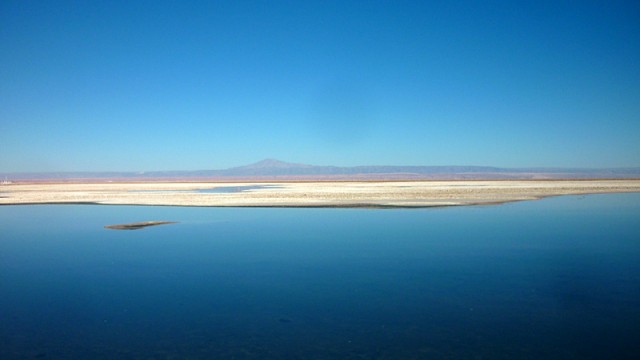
2,180,640,208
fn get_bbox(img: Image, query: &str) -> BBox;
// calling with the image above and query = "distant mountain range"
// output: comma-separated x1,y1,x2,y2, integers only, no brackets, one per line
3,159,640,181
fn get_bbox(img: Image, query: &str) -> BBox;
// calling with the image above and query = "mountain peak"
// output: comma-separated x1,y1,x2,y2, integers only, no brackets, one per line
238,159,312,169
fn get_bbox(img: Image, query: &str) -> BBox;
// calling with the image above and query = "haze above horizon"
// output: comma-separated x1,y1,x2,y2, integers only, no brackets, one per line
2,1,639,172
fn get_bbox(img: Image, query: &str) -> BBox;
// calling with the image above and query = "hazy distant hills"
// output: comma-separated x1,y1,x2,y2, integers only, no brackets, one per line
3,159,640,181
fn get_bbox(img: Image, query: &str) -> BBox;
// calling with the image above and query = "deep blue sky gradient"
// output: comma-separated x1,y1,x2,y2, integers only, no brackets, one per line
1,0,639,171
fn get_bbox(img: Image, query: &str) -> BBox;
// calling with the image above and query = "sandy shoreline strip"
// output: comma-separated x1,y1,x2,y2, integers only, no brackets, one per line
1,180,640,208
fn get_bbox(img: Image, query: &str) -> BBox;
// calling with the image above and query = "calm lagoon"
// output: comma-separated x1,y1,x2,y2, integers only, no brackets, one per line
1,194,639,359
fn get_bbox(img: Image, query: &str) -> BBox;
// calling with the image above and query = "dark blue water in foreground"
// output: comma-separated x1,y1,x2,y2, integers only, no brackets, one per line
1,194,639,359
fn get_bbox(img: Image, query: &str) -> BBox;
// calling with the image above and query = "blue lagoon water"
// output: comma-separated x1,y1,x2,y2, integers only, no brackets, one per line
1,194,639,359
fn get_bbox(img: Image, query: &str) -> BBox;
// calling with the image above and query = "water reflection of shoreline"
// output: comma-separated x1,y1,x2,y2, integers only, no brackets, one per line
128,185,282,194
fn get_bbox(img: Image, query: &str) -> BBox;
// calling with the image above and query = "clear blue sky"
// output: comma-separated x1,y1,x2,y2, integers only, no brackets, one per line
1,0,639,171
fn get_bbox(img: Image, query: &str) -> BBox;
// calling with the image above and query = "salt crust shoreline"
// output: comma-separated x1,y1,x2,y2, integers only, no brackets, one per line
1,180,640,208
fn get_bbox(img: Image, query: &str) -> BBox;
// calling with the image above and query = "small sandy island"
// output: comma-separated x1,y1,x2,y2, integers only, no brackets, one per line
104,221,177,230
1,180,640,208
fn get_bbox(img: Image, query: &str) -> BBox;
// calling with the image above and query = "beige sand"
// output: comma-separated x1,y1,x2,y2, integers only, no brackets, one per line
1,180,640,208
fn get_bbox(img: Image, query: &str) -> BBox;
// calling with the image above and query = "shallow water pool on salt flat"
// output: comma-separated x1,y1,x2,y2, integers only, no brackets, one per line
1,193,639,359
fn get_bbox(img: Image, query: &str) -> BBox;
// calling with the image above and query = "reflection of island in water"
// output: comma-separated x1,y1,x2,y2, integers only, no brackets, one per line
105,221,176,230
